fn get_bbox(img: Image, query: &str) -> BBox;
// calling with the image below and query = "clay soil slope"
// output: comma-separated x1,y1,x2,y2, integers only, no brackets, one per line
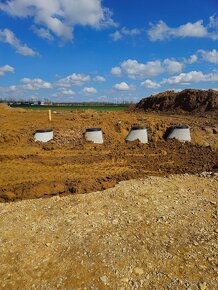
0,104,217,202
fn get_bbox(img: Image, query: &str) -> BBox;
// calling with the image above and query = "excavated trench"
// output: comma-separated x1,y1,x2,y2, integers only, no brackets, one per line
0,105,217,202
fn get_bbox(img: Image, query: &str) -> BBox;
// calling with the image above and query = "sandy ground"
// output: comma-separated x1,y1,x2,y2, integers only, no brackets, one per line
0,174,217,289
0,105,217,201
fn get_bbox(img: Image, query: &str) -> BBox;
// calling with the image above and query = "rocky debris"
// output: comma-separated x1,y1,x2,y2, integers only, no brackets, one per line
0,175,217,289
134,89,218,115
51,128,85,146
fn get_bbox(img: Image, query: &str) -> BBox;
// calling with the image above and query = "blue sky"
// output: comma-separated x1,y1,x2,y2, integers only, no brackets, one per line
0,0,218,102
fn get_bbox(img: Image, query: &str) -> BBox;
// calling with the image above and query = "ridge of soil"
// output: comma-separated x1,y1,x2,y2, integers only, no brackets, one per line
134,89,218,115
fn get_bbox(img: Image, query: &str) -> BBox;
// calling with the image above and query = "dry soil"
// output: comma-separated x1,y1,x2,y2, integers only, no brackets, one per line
0,174,217,289
0,105,217,202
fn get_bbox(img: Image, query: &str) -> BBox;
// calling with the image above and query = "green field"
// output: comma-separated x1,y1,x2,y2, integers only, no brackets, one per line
11,105,129,111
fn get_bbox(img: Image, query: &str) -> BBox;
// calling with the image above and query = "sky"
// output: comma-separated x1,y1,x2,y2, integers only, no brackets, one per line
0,0,218,103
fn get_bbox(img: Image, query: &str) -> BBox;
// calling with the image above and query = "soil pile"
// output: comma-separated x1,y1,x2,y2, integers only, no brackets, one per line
134,89,218,114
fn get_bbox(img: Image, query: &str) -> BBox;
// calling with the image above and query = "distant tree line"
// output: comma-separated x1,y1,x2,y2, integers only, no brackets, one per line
0,98,135,106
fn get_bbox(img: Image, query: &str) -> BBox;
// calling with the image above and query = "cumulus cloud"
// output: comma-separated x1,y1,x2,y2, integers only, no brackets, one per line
110,31,122,41
98,95,108,101
0,65,14,76
20,78,53,90
185,49,218,64
31,25,54,41
115,58,183,79
163,59,183,74
197,49,218,63
185,54,198,64
111,66,122,76
162,71,218,85
0,85,22,98
121,27,141,36
148,16,218,41
113,82,130,91
83,87,97,93
112,55,196,80
120,59,164,79
112,49,218,81
0,0,116,42
110,27,141,41
141,70,218,89
141,79,160,88
0,77,53,97
93,75,106,82
0,28,38,56
57,73,91,87
62,89,75,95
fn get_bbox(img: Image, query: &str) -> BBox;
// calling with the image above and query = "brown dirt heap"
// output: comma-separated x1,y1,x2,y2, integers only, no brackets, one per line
134,89,218,114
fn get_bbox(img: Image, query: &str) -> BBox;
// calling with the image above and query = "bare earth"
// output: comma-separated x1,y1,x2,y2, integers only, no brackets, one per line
0,105,217,201
0,105,218,289
0,174,217,289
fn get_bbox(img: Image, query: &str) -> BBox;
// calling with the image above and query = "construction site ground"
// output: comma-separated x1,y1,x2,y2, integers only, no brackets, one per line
0,105,217,289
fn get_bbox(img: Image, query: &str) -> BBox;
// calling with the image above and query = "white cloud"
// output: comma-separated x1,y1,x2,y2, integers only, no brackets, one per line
0,0,116,42
111,66,122,76
176,21,208,37
197,49,218,63
121,27,141,36
208,16,218,40
21,78,53,90
112,57,187,79
141,70,218,89
161,71,218,85
163,59,183,74
0,77,52,97
98,95,108,101
110,31,122,41
93,75,106,82
8,85,17,91
0,65,14,76
83,87,97,93
0,28,38,56
0,85,18,93
110,27,141,41
141,79,160,88
120,59,164,79
113,82,130,91
57,73,91,87
148,17,218,41
112,50,218,81
185,54,198,64
62,89,75,95
31,25,54,41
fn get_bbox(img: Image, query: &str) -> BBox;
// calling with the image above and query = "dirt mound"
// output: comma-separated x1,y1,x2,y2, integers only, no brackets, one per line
0,103,12,110
134,89,218,115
